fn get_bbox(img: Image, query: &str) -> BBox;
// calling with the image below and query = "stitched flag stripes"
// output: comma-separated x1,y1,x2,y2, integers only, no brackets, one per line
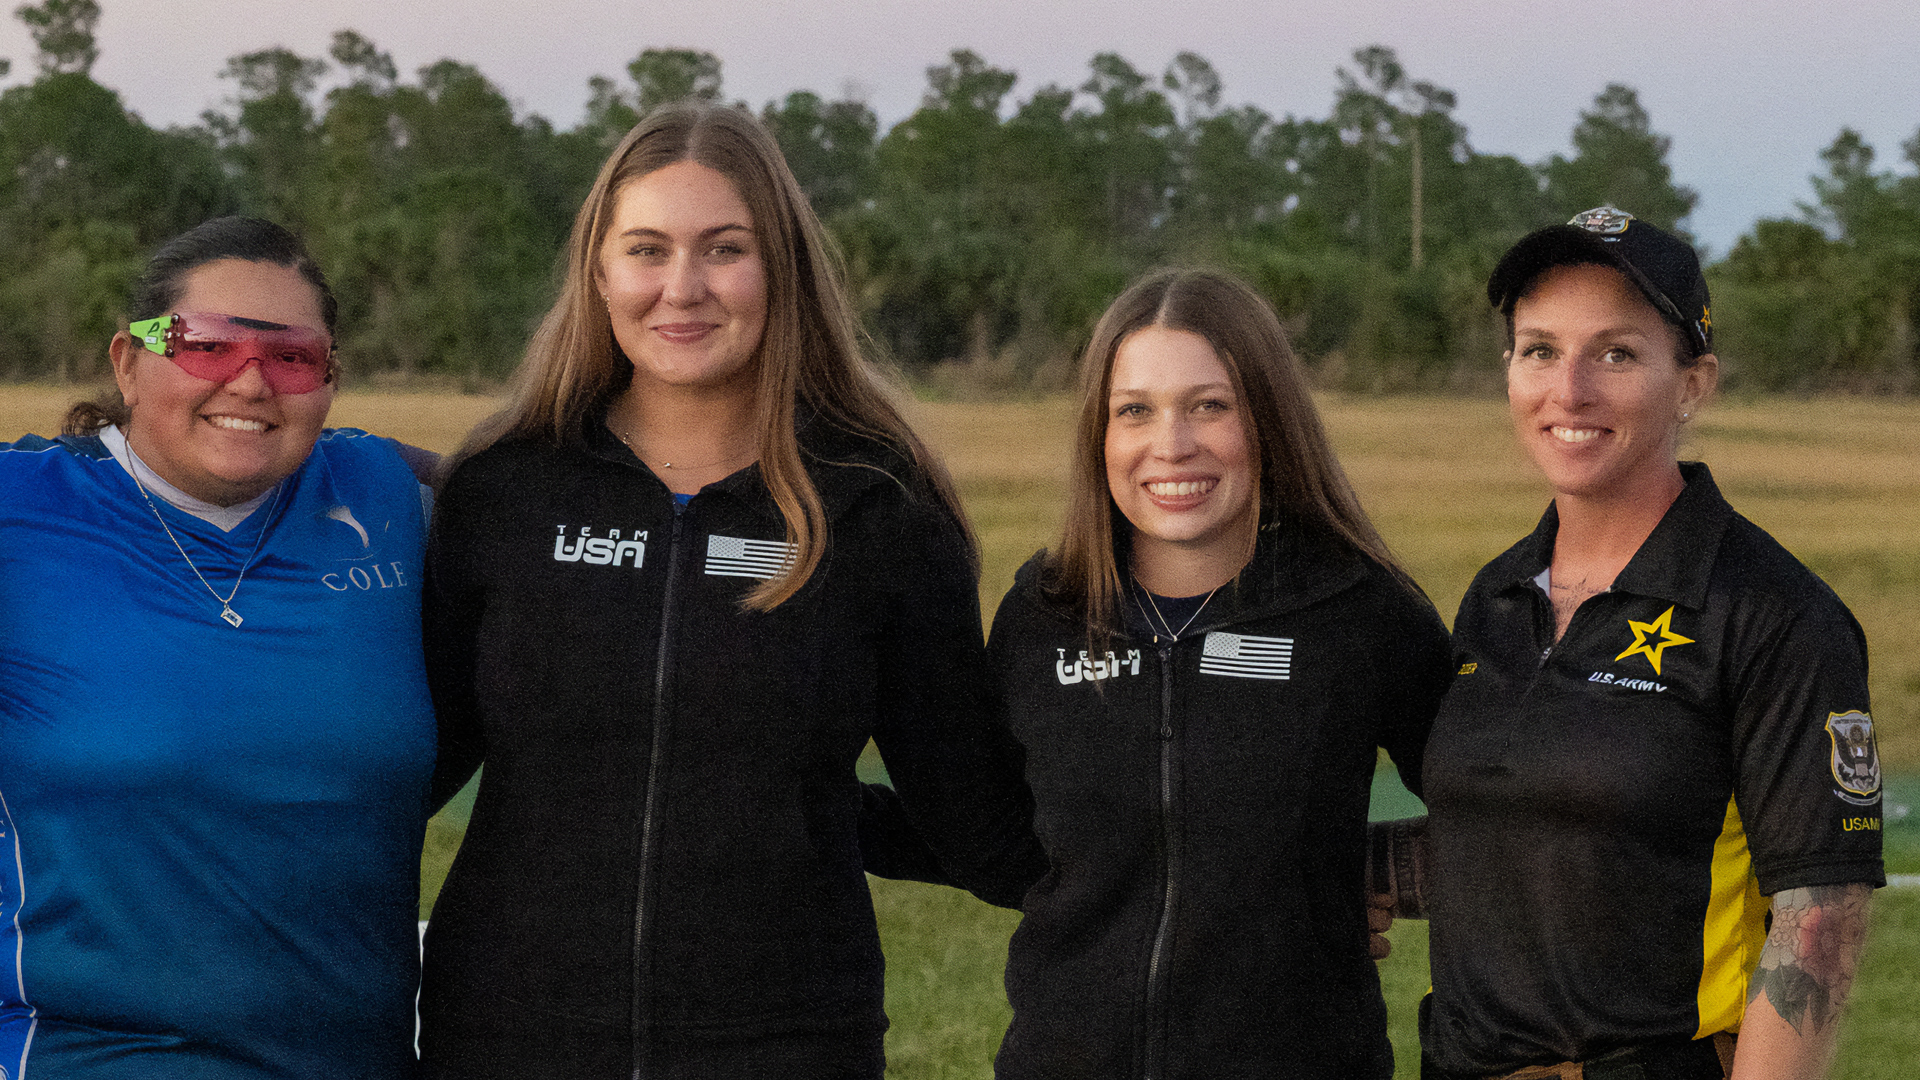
1199,632,1294,680
704,535,797,580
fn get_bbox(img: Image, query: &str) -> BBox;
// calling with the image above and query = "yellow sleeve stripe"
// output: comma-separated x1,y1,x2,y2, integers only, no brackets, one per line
1695,794,1768,1037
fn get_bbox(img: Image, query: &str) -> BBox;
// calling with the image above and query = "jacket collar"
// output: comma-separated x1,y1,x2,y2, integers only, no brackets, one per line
1017,512,1377,636
1489,461,1733,611
580,406,911,524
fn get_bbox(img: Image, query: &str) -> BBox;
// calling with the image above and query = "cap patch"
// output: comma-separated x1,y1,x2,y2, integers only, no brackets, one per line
1570,205,1635,235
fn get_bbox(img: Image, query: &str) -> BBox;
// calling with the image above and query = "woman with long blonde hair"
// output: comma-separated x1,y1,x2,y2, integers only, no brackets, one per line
419,102,1043,1078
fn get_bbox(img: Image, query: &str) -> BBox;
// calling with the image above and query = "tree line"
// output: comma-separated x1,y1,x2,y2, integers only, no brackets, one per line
1,0,1915,393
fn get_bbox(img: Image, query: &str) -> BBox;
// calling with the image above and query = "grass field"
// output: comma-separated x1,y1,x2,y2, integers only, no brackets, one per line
4,385,1915,1076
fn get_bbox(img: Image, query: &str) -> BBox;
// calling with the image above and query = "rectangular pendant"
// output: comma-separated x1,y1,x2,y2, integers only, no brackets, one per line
221,606,243,628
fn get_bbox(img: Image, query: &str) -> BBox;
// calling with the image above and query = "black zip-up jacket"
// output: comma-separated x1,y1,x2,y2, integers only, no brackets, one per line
418,420,1045,1079
990,523,1451,1080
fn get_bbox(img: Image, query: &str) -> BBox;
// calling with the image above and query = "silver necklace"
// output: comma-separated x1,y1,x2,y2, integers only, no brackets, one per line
129,470,281,628
1132,577,1222,643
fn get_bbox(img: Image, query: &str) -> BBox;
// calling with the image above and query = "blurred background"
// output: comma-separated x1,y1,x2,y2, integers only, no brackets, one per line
1,1,1917,395
4,2,1917,1075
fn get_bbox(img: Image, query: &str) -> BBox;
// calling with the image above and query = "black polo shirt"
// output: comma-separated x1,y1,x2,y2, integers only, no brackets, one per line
1421,463,1883,1074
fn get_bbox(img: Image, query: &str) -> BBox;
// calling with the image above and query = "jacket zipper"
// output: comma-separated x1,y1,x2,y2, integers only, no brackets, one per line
1142,643,1177,1080
631,505,687,1079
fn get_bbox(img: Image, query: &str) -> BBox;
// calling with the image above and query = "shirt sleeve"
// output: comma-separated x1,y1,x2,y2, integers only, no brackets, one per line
393,441,444,486
1374,578,1454,802
866,497,1049,910
1726,593,1884,894
858,781,956,886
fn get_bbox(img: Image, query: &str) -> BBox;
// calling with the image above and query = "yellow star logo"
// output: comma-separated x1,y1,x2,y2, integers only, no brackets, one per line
1614,606,1694,675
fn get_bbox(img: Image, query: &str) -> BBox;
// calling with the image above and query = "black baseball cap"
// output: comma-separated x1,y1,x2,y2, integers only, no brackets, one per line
1487,206,1712,356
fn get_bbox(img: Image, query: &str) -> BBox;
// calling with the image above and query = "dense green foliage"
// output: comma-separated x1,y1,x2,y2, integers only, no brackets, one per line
1711,130,1920,392
1,3,1914,391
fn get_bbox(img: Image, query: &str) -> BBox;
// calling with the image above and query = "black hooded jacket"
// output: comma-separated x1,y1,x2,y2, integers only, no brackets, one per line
988,522,1451,1080
418,419,1045,1079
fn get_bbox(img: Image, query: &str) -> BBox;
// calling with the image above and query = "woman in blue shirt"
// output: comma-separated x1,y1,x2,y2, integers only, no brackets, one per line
0,216,437,1078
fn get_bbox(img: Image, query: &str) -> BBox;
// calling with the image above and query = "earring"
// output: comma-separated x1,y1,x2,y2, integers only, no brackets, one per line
1681,411,1691,421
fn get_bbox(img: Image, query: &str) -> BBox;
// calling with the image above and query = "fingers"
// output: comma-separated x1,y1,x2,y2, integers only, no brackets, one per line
1367,892,1394,926
1367,892,1394,959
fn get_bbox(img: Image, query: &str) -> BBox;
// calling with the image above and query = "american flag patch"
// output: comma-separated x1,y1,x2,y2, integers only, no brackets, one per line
703,534,796,580
1199,632,1293,680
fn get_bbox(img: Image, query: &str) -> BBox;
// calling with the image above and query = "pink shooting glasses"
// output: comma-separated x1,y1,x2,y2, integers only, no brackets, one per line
129,312,336,394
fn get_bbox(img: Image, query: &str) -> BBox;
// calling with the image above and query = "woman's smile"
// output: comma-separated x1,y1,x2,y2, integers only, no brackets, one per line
597,159,769,397
205,413,272,433
1104,325,1256,587
111,259,335,506
1548,425,1602,444
1142,476,1219,503
1507,263,1714,509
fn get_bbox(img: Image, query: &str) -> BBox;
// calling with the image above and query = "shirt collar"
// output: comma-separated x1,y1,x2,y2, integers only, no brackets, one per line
1494,461,1732,610
101,424,279,533
1610,462,1733,610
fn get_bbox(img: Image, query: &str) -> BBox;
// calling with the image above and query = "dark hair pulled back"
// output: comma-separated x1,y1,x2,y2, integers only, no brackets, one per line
129,216,338,331
64,217,337,435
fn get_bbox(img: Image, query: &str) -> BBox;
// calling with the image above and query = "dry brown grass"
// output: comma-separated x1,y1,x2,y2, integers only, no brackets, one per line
0,384,87,442
7,385,1913,766
326,391,504,453
905,397,1081,619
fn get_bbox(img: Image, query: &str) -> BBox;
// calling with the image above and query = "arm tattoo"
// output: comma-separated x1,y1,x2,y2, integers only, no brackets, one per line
1748,882,1872,1037
1364,816,1429,919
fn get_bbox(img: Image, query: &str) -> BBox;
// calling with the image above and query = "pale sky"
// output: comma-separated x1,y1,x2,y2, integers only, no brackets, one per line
3,0,1917,255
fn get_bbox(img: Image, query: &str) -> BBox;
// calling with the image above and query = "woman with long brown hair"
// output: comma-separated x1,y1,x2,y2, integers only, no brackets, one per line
978,268,1451,1078
418,102,1043,1078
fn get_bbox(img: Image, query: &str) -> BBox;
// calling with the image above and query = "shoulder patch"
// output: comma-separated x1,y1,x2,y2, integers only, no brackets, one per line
1826,710,1880,805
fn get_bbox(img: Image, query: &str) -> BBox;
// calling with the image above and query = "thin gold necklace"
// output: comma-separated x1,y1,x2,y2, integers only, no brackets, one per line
612,423,753,471
1132,577,1222,643
129,470,281,628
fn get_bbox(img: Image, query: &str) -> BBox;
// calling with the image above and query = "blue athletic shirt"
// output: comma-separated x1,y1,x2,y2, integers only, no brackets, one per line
0,428,436,1079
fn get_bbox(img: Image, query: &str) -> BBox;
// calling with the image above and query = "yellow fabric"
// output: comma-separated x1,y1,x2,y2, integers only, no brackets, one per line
1696,796,1768,1036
